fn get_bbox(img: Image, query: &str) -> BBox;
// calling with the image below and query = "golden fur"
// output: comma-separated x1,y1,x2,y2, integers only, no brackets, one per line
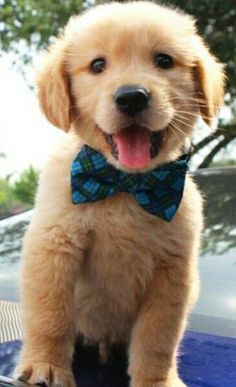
15,2,225,386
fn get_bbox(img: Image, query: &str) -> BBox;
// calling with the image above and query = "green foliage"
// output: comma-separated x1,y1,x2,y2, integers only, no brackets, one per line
13,166,40,205
196,170,236,255
0,0,85,62
169,0,236,167
0,166,40,217
210,158,236,167
172,0,236,98
0,178,14,215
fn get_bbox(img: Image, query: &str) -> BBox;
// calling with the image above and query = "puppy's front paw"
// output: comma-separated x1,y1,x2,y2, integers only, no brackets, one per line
14,362,76,387
131,378,187,387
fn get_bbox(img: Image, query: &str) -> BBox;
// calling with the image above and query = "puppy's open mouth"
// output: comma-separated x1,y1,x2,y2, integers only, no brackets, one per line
104,125,163,169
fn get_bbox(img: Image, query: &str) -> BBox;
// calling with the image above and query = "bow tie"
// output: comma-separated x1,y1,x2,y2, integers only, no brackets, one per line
71,145,188,222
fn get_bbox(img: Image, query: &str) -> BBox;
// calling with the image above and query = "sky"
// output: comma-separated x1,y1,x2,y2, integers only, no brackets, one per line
0,53,66,179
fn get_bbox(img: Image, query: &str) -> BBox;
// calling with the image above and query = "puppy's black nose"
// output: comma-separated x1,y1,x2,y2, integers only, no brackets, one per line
115,85,150,115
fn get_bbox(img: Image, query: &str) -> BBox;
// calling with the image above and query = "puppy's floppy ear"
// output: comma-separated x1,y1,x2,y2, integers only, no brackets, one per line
36,39,71,131
194,38,225,127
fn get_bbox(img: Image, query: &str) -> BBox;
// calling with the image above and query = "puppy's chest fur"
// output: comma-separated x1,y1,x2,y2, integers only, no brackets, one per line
40,142,200,343
74,193,188,343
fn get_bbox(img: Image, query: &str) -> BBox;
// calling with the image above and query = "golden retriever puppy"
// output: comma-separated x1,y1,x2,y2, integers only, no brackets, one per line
15,2,225,386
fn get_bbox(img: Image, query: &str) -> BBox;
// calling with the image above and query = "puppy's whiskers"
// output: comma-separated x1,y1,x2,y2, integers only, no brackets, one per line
175,110,211,122
170,121,188,137
173,116,196,130
175,111,199,119
168,123,184,145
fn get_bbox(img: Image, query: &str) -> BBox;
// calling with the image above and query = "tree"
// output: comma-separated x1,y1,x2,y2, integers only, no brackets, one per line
173,0,235,97
0,0,85,62
210,158,236,167
0,0,235,167
197,170,236,255
13,166,40,205
171,0,236,168
0,166,39,217
0,178,14,216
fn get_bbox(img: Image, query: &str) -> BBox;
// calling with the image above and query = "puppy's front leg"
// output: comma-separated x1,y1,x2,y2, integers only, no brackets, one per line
128,264,194,387
15,224,87,387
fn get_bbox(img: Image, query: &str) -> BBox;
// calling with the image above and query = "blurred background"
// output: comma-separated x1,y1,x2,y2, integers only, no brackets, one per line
0,0,235,218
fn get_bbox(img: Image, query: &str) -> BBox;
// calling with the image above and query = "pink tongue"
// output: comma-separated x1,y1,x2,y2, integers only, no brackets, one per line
114,126,150,169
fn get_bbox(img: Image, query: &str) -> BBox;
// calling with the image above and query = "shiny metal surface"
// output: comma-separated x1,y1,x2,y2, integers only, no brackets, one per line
0,375,30,387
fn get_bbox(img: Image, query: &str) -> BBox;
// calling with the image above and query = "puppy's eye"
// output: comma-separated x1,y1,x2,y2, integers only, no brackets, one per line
90,58,106,74
154,54,173,69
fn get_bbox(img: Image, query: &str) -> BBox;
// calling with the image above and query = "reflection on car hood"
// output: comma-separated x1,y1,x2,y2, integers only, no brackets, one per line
194,167,236,255
0,210,33,265
0,210,33,302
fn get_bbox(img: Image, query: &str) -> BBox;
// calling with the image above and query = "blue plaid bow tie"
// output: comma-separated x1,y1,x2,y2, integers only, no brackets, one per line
71,145,189,221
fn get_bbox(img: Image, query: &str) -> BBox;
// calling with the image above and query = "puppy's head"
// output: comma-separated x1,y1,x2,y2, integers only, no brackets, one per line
37,1,225,172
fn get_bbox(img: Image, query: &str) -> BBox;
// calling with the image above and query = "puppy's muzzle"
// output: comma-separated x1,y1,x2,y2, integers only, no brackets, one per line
114,85,150,115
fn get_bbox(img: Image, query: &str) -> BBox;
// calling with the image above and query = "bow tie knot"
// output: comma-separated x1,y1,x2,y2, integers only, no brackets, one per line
71,145,188,221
